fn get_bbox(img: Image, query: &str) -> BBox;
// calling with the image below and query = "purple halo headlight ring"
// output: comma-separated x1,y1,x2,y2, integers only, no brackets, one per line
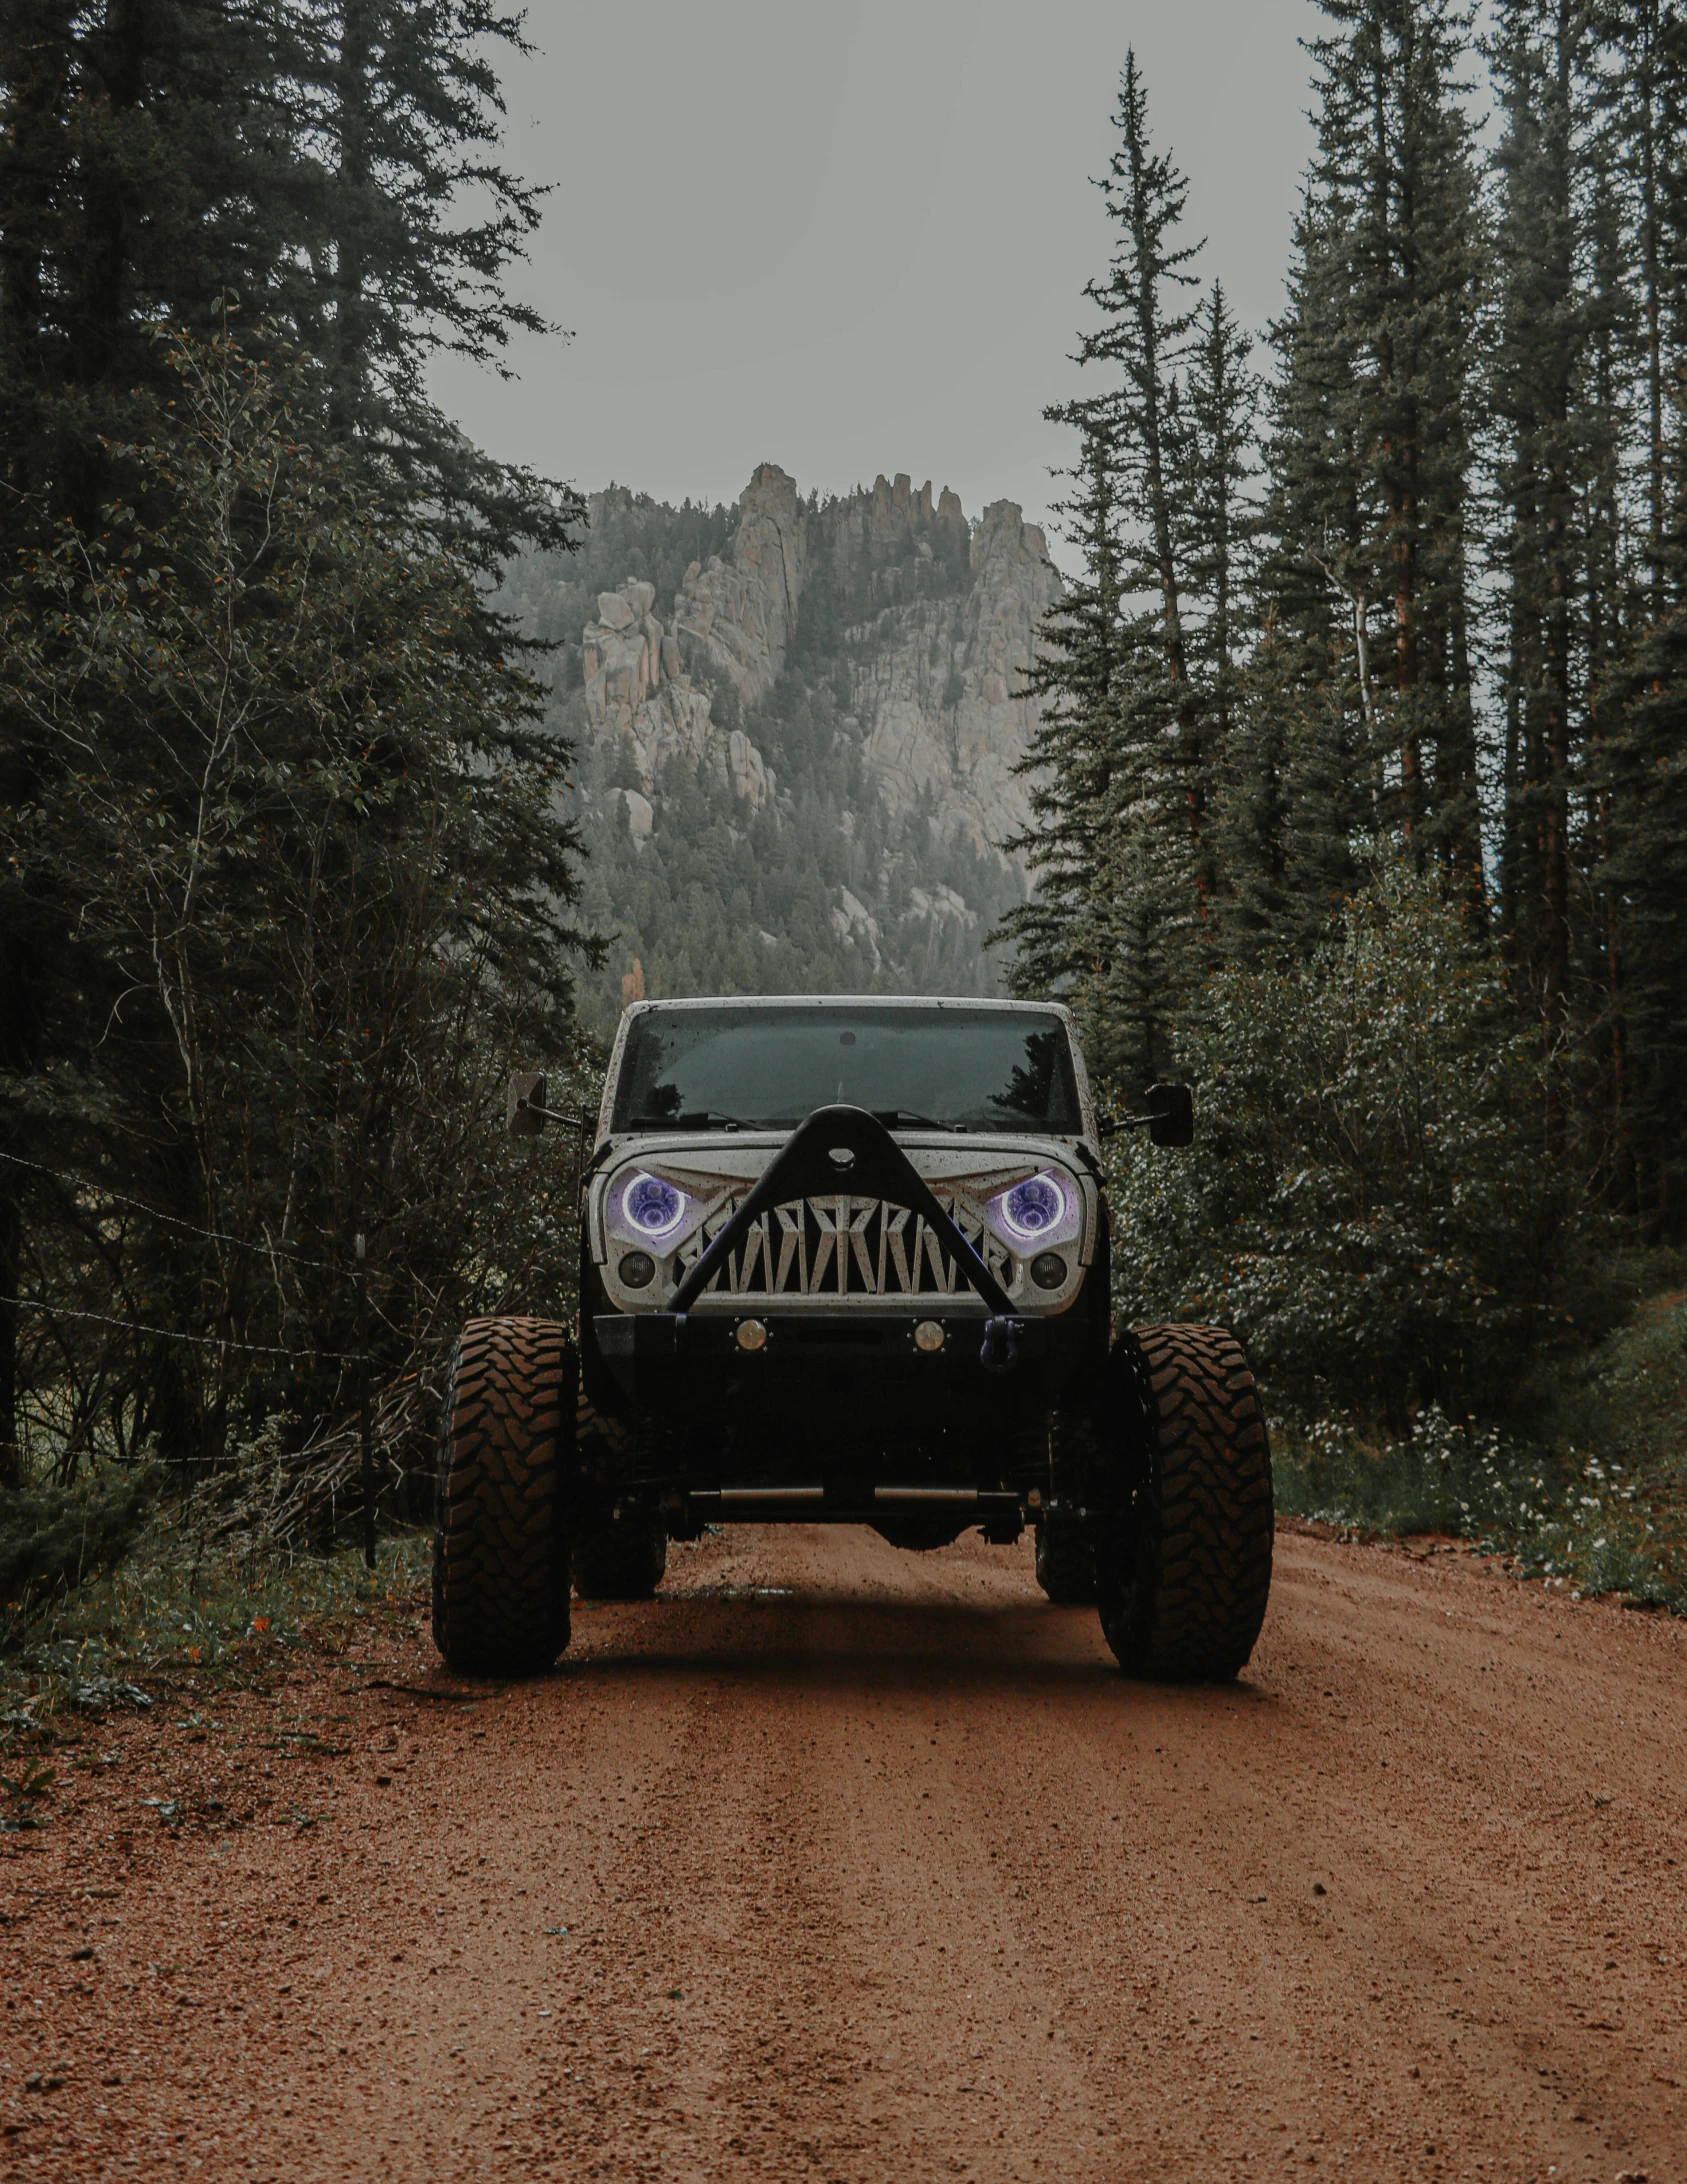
621,1170,688,1242
1000,1173,1068,1243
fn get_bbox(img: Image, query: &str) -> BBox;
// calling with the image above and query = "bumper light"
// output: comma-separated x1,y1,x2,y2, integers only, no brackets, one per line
913,1320,945,1353
735,1318,768,1352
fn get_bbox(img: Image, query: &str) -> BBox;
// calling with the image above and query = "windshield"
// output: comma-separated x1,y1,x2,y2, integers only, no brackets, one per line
613,1005,1082,1133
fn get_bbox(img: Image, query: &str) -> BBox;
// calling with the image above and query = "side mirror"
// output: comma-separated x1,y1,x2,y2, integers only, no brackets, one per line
508,1071,546,1138
1147,1082,1194,1148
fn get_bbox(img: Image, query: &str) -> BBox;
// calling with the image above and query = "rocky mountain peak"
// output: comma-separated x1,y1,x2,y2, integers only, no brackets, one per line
498,462,1059,1024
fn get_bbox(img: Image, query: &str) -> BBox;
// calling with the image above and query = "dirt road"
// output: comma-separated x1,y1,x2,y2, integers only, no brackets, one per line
4,1522,1685,2183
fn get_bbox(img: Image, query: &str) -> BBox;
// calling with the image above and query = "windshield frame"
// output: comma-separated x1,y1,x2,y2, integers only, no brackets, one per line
602,998,1089,1140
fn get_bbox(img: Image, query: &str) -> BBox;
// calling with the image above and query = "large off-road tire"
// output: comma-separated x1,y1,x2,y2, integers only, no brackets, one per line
431,1317,575,1676
1034,1513,1096,1604
1093,1324,1273,1681
571,1512,668,1599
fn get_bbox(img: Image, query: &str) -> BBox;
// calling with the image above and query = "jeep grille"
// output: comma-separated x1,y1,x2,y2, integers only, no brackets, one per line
674,1195,1012,1300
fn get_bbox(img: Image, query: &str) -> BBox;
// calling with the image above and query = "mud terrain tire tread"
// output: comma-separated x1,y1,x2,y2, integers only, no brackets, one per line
432,1317,575,1676
1098,1323,1272,1681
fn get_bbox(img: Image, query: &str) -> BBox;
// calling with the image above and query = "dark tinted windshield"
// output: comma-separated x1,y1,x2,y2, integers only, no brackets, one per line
613,1006,1081,1133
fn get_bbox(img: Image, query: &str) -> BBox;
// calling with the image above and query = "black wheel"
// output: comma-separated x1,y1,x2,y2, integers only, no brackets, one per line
1034,1513,1096,1603
431,1317,575,1676
572,1511,668,1600
1092,1324,1273,1680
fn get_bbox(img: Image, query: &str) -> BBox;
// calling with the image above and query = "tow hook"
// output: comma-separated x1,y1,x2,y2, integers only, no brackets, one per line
979,1316,1024,1375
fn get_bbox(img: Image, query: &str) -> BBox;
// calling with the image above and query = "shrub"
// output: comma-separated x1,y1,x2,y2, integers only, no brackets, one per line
1,1470,161,1618
1108,864,1585,1424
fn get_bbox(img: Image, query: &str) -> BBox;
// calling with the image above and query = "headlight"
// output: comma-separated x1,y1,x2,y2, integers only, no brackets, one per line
621,1171,688,1241
999,1173,1067,1242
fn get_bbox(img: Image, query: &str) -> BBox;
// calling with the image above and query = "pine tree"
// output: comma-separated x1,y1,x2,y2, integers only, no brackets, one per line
0,4,586,1481
1488,0,1596,1032
997,402,1131,1003
1257,0,1487,904
1000,55,1247,1087
1183,284,1260,781
293,0,576,568
1590,0,1687,1222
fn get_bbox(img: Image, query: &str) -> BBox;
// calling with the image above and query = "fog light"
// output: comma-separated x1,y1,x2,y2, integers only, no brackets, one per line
620,1250,655,1289
913,1320,945,1353
1030,1251,1066,1290
735,1318,768,1352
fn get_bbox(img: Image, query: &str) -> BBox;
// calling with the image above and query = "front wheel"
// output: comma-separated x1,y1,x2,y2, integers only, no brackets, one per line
1093,1324,1273,1680
432,1317,575,1676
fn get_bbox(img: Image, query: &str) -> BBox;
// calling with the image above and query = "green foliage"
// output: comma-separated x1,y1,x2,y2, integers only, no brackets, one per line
1272,1271,1687,1608
4,1529,433,1704
0,0,574,563
997,59,1260,1090
0,1468,162,1618
1008,12,1687,1480
1107,866,1582,1422
0,330,595,1491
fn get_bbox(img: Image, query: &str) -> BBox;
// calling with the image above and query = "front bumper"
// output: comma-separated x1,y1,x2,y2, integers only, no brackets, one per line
593,1305,1088,1423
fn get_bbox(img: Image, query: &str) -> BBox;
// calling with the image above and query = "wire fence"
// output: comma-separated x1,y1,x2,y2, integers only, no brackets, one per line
1,1292,366,1364
1,1105,584,1526
0,1147,350,1275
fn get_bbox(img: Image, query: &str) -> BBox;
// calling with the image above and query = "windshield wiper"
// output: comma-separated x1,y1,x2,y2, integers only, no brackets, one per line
873,1108,965,1133
668,1109,754,1131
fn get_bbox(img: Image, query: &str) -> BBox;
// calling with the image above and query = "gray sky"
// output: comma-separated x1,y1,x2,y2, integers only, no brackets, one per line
431,0,1326,544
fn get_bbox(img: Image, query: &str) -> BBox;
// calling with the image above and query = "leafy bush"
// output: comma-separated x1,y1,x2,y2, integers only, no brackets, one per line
0,1469,161,1618
1107,864,1588,1425
1273,1406,1685,1611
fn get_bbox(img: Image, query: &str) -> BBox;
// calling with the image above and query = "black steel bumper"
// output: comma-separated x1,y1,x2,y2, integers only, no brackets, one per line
592,1307,1088,1419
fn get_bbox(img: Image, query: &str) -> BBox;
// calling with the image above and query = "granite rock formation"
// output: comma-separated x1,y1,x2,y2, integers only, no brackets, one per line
497,462,1058,1024
571,462,1056,869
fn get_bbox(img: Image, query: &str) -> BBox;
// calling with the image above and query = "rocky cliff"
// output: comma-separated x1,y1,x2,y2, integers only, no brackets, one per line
498,464,1059,1029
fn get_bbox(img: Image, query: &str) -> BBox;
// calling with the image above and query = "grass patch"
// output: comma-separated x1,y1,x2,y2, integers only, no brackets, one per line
1,1518,433,1743
1273,1277,1687,1612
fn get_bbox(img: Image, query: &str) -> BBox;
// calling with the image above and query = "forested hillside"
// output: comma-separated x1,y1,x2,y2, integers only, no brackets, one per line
496,468,1056,1035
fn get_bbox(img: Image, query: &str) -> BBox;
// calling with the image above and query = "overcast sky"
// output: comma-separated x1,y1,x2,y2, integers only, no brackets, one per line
431,0,1327,545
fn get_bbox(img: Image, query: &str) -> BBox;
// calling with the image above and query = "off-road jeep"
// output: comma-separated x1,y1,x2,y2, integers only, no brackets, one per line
431,996,1273,1679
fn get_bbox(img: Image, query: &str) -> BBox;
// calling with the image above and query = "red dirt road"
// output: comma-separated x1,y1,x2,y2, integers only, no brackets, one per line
4,1522,1685,2184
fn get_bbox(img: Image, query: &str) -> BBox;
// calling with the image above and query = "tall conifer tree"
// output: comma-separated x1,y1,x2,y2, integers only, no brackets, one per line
1256,0,1487,905
1001,56,1255,1086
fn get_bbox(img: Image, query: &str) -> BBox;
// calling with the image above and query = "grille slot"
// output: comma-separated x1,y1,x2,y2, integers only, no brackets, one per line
676,1194,1011,1300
